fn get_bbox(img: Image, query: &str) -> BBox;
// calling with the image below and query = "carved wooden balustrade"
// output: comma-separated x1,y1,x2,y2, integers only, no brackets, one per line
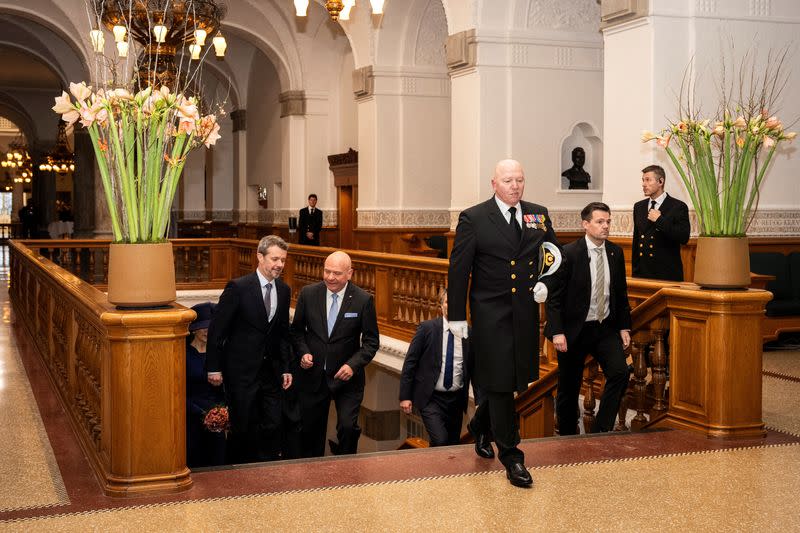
9,241,194,496
578,278,771,438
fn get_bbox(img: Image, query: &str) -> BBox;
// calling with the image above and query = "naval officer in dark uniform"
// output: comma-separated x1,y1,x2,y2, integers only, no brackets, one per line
447,159,560,488
632,165,690,281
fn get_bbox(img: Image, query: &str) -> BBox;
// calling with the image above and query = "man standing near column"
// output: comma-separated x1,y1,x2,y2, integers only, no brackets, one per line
291,251,380,457
206,235,294,464
633,165,690,281
545,202,631,435
448,159,560,488
298,194,323,245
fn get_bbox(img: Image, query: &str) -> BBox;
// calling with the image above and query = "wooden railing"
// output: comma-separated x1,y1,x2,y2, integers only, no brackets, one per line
17,238,449,342
12,237,772,463
580,279,772,438
9,241,193,496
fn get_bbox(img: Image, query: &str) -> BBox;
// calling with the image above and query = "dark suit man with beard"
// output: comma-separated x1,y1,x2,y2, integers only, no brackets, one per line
448,159,560,488
546,202,632,435
206,235,293,464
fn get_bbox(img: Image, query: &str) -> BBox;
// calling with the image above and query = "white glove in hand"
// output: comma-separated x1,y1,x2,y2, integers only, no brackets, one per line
533,282,548,303
448,320,469,339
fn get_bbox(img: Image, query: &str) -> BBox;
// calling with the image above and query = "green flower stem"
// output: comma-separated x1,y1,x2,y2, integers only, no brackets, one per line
86,126,123,241
106,108,139,242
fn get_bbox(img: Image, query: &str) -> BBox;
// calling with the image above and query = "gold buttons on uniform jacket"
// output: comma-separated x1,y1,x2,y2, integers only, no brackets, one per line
529,274,534,279
511,260,516,266
650,244,654,248
529,261,533,266
511,274,516,279
512,288,517,293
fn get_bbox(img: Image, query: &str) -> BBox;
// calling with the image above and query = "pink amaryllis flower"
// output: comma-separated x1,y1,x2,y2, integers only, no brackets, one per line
197,115,221,148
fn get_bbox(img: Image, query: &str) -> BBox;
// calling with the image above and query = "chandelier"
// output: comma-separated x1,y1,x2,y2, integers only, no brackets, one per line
90,0,228,90
294,0,385,21
39,122,76,174
2,134,29,171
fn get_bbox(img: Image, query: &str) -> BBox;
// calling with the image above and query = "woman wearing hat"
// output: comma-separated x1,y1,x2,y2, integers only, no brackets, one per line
187,302,227,468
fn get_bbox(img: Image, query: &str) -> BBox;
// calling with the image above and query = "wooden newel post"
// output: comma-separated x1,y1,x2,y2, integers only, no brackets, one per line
656,288,772,438
101,307,195,496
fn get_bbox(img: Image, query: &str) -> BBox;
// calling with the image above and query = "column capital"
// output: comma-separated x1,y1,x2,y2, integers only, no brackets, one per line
230,109,246,132
352,66,374,100
278,91,306,117
445,29,477,75
599,0,649,30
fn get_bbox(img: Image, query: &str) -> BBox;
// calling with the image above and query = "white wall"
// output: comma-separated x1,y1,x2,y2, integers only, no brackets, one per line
246,50,283,199
603,0,800,235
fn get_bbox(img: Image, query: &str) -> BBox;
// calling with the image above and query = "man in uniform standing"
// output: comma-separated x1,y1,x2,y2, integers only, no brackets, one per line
447,159,560,488
633,165,690,281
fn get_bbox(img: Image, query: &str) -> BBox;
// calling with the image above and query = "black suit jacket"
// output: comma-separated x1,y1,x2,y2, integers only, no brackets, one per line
448,197,560,393
399,317,472,412
206,272,292,384
632,194,690,281
298,207,323,245
545,237,632,345
291,281,380,396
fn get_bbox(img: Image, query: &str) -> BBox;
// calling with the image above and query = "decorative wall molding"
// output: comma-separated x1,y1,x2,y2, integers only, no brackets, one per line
278,90,306,117
612,209,800,238
749,0,771,17
414,0,447,66
243,209,338,227
695,0,717,15
358,209,451,228
353,65,375,100
230,109,246,132
600,0,649,29
180,210,233,222
528,0,601,32
446,29,477,74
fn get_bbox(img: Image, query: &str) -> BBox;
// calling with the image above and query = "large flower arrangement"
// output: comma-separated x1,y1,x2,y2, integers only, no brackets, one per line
642,50,796,237
52,83,221,243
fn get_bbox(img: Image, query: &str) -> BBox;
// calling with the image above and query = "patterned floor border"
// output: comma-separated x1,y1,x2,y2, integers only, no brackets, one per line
763,370,800,383
4,441,798,525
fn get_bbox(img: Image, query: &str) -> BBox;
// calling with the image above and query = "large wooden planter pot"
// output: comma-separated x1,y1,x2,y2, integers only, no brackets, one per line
693,236,750,289
108,242,176,307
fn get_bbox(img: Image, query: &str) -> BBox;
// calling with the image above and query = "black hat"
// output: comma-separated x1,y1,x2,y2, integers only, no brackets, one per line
189,302,215,331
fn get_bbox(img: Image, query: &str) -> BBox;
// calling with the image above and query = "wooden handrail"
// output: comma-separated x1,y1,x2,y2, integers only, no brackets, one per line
9,241,193,496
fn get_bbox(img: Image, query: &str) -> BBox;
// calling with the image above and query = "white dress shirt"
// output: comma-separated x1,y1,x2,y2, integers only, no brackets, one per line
585,236,610,322
649,191,667,210
435,317,464,392
326,283,348,323
494,195,523,227
256,269,277,322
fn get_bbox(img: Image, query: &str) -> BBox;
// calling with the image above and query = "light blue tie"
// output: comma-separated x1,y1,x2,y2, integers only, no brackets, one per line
327,293,339,336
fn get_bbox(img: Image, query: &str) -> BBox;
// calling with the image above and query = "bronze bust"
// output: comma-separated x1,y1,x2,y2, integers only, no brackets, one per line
562,147,591,190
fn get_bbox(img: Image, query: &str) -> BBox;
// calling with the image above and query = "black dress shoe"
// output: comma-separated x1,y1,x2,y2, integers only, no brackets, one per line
328,439,340,455
467,421,495,459
506,463,533,488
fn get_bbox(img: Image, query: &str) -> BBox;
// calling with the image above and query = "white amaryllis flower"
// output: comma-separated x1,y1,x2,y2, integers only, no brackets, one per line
69,81,92,102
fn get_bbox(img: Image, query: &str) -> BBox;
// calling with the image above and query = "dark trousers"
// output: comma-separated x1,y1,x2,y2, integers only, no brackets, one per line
556,321,629,435
226,364,283,464
299,380,363,457
471,390,522,468
420,390,464,446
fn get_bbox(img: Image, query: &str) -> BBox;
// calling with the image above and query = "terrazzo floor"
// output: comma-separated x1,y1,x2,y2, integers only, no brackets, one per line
2,246,800,531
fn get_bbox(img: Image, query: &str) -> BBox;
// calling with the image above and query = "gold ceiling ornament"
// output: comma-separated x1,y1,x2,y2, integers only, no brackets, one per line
89,0,229,90
294,0,385,21
1,133,29,170
39,122,76,175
